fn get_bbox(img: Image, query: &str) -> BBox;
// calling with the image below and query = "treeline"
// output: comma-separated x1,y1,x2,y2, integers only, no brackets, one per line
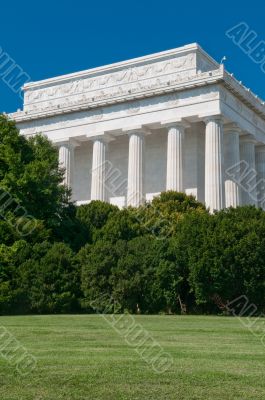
0,114,265,315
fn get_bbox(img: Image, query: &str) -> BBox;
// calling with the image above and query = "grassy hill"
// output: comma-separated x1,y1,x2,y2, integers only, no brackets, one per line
0,315,265,399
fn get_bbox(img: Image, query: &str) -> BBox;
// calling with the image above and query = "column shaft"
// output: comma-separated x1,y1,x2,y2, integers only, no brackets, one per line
255,146,265,208
205,117,225,212
166,125,184,191
240,139,257,206
91,139,106,201
59,143,72,188
224,129,240,207
127,132,145,207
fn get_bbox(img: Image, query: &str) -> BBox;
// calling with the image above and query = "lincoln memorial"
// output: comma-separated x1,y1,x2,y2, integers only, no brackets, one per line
10,43,265,211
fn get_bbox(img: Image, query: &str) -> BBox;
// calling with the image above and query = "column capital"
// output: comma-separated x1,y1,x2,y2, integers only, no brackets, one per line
122,126,151,136
202,114,224,124
240,134,257,144
255,144,265,153
53,137,80,148
86,133,115,143
160,118,190,129
224,123,241,134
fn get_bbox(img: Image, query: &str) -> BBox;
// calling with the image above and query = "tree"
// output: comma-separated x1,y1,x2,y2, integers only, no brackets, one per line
130,191,206,239
76,201,119,242
18,242,81,313
0,240,31,314
99,208,143,242
188,207,265,312
111,236,166,313
0,114,69,233
79,240,119,312
1,119,265,318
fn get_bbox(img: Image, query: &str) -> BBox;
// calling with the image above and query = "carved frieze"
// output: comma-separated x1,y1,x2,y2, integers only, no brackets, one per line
23,53,199,114
25,54,195,101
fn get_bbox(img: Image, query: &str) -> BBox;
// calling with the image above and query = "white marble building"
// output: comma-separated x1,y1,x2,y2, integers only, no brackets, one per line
10,43,265,211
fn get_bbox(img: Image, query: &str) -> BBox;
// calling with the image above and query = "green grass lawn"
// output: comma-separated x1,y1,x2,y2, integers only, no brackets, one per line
0,315,265,399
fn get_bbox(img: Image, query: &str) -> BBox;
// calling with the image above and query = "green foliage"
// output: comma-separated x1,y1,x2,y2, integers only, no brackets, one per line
79,240,118,312
77,201,119,230
130,191,206,239
187,207,265,310
0,115,68,230
18,242,81,313
80,197,265,315
1,114,265,315
76,200,119,242
0,115,79,314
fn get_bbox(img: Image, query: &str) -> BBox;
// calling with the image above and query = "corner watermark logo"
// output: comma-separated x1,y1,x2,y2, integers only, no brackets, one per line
0,325,37,376
0,46,30,100
90,294,174,374
0,189,38,236
226,22,265,74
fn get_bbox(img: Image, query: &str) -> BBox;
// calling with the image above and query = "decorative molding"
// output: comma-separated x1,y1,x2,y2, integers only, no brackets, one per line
90,108,103,121
168,93,179,107
8,44,265,144
11,68,224,123
16,86,222,136
23,53,196,108
126,101,141,115
220,87,265,134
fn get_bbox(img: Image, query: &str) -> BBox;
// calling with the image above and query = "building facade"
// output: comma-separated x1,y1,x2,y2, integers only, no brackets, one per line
10,43,265,211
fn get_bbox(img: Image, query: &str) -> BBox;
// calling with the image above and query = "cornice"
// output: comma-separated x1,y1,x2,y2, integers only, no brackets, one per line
22,43,199,90
10,69,224,123
222,68,265,118
9,45,265,125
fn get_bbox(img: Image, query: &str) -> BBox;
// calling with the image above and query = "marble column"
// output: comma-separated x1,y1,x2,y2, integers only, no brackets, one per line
127,131,145,207
166,124,185,192
204,116,225,212
91,137,107,201
255,146,265,209
58,141,73,188
240,136,257,206
224,124,241,208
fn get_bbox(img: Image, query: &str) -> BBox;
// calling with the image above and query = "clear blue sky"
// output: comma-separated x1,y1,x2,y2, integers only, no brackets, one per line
0,0,264,113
